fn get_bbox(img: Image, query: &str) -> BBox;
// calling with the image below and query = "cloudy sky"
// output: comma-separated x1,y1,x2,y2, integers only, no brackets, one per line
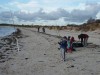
0,0,100,25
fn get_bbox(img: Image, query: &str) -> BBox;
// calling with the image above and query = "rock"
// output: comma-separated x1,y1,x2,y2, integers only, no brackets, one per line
44,54,46,55
49,66,56,67
0,43,4,49
67,65,74,68
71,65,74,68
0,60,5,63
5,48,10,51
25,58,29,60
38,61,44,62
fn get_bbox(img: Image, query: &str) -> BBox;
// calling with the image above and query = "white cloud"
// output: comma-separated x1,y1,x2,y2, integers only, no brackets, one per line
64,3,86,12
43,0,58,3
0,2,100,25
96,12,100,19
9,0,39,11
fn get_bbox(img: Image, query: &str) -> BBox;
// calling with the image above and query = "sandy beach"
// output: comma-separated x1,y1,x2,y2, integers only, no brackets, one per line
0,27,100,75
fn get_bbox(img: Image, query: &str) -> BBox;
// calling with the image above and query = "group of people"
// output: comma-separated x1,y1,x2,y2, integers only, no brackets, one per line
38,27,45,33
58,34,89,61
58,36,75,61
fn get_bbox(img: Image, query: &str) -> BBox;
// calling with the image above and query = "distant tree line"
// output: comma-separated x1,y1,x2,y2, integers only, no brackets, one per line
0,18,100,31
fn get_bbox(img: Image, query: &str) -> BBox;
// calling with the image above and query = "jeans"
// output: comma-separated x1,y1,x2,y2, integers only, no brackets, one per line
60,48,66,61
84,38,88,46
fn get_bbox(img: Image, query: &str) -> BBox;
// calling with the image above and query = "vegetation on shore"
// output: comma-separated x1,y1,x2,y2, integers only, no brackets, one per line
0,18,100,32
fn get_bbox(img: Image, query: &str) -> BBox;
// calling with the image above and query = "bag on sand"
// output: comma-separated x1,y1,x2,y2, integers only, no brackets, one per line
72,42,83,47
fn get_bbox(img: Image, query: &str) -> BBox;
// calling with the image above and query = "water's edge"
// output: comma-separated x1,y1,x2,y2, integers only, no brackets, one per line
0,26,16,37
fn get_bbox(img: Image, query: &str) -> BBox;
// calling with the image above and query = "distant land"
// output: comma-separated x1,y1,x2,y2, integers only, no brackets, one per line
0,18,100,32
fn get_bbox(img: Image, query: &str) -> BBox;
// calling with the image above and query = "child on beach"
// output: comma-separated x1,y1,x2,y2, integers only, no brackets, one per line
67,36,72,53
70,36,75,51
58,36,67,61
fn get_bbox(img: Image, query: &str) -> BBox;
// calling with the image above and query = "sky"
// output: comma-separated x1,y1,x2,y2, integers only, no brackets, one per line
0,0,100,25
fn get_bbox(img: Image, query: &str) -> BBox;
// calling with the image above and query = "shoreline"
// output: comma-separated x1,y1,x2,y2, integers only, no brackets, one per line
0,28,22,63
0,26,16,38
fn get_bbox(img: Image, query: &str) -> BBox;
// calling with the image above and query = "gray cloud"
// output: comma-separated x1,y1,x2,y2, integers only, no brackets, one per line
0,11,13,21
0,3,100,24
0,7,2,9
64,3,100,22
14,8,69,21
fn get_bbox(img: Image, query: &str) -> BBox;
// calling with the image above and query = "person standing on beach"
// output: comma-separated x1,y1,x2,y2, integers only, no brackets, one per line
78,34,89,46
38,27,40,32
58,36,67,61
42,27,45,33
67,36,72,53
70,36,75,51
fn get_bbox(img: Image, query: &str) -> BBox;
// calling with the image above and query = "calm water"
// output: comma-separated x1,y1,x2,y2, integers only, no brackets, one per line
0,27,16,37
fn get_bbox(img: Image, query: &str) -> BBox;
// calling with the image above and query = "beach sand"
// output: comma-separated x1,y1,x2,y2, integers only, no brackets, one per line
0,27,100,75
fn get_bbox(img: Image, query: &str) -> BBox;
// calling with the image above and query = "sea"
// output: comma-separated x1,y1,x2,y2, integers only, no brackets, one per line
0,26,16,37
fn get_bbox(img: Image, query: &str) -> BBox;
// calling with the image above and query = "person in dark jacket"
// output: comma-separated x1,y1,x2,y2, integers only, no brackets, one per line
42,27,45,33
37,27,40,32
78,34,89,46
58,36,67,61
